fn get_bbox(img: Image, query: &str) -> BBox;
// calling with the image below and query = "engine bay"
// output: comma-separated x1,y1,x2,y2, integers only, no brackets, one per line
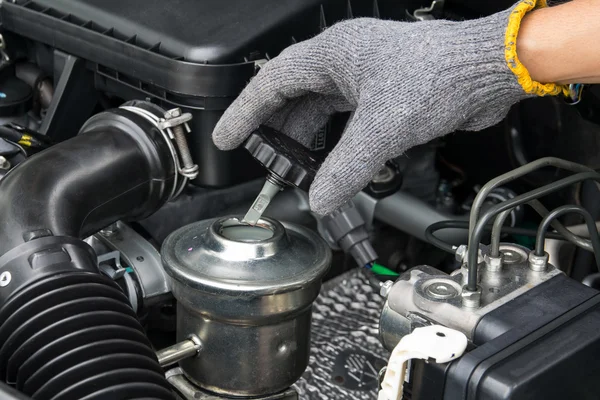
0,0,600,399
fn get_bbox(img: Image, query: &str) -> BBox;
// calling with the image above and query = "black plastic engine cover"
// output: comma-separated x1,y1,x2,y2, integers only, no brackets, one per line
20,0,330,65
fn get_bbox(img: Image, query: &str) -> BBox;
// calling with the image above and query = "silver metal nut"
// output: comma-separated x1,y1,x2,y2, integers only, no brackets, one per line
528,251,549,272
164,108,182,119
484,254,503,272
380,280,394,298
455,245,467,263
461,286,482,308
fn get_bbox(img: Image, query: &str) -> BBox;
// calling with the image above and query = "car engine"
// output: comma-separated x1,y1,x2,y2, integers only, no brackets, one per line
0,0,599,399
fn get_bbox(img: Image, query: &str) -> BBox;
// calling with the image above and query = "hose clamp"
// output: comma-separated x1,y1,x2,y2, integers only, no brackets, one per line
120,105,192,200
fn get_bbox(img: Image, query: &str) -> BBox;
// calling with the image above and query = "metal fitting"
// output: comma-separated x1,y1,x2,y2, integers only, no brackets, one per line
162,108,198,180
160,108,193,129
0,156,11,170
0,271,11,287
461,286,482,308
423,279,461,300
156,334,203,368
187,334,203,353
528,251,549,272
484,254,503,273
455,245,467,263
381,280,394,298
100,222,119,237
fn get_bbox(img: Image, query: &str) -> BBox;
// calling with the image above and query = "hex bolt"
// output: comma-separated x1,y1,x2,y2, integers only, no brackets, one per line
455,245,467,263
0,271,11,287
380,280,394,298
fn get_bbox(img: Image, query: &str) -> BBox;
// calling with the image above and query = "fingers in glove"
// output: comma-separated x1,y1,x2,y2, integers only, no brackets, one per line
309,107,395,216
268,94,353,148
212,40,340,151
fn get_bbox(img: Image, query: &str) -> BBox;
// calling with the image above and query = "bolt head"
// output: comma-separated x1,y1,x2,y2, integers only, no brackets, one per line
0,271,11,287
100,223,119,237
380,280,394,297
455,245,468,263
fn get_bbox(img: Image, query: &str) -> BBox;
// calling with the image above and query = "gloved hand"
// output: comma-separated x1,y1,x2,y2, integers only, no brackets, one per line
213,0,565,216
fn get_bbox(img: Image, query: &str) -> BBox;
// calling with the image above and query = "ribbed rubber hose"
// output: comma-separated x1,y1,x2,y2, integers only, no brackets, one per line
0,105,177,399
0,272,173,400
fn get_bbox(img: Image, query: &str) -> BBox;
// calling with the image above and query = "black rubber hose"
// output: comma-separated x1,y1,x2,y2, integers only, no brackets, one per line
0,106,177,399
0,108,176,256
425,220,569,254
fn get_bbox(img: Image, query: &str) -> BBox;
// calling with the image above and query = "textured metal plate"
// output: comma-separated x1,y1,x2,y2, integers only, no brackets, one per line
294,269,389,399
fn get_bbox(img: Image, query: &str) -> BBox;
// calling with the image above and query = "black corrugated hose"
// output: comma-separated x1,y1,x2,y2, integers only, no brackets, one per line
0,103,177,399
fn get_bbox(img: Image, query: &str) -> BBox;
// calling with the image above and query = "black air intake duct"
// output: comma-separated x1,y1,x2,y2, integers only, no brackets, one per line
0,103,177,399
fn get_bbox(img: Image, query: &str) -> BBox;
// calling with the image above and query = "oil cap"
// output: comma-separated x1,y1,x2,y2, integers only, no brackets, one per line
244,125,322,191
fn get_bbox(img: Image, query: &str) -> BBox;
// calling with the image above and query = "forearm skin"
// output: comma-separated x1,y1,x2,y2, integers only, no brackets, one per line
518,0,600,84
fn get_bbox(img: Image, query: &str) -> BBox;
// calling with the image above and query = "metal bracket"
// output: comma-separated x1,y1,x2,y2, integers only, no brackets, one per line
97,250,139,313
158,112,193,131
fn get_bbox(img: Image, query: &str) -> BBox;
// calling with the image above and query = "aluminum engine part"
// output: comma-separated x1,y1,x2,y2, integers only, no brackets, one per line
379,243,562,350
85,221,170,313
162,216,331,397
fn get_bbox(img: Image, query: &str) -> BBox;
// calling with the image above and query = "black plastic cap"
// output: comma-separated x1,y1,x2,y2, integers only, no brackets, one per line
0,77,32,117
244,126,322,191
364,160,403,199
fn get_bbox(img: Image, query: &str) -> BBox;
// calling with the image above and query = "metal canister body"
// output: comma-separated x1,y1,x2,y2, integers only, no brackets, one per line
162,216,331,397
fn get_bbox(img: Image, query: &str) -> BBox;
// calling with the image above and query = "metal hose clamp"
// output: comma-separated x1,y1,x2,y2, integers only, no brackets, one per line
120,105,191,200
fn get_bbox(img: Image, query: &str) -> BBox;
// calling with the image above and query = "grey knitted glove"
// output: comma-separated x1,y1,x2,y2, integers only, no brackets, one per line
213,0,565,216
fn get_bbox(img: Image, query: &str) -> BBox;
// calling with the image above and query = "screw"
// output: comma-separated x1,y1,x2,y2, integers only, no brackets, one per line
380,280,394,297
136,256,145,262
0,271,11,287
100,222,119,237
164,108,198,179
